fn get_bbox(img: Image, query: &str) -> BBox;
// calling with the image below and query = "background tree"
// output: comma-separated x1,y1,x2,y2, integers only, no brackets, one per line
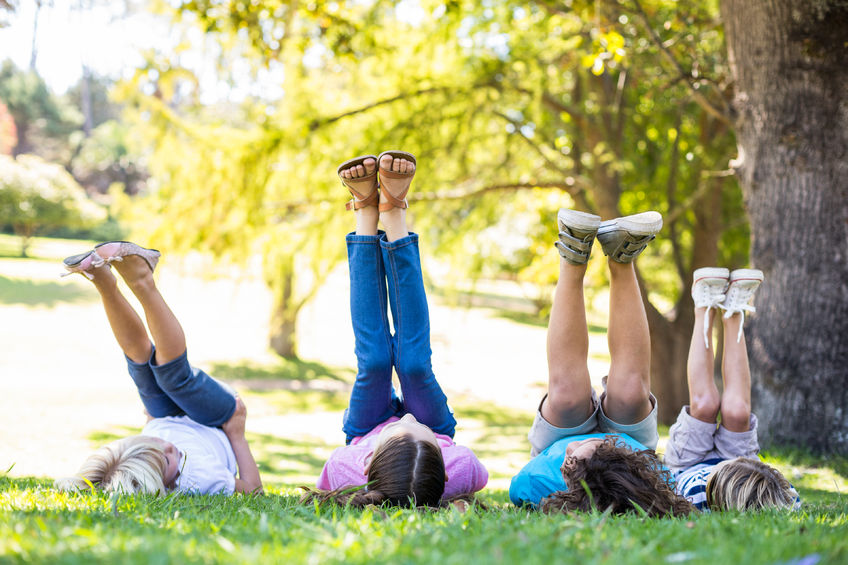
0,154,106,256
146,0,744,421
0,101,15,154
0,60,80,160
721,0,848,453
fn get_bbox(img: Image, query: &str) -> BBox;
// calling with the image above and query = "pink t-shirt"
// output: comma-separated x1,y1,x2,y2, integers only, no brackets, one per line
316,417,488,498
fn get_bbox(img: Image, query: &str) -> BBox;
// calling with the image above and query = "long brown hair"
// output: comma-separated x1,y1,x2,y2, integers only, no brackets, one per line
540,437,693,517
302,434,446,508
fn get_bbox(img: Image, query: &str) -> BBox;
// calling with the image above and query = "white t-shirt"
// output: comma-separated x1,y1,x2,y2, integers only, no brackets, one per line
142,416,237,495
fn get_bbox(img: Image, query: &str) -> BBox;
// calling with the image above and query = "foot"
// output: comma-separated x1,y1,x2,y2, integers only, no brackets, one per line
377,151,416,212
93,242,160,287
722,269,763,342
339,155,378,210
692,267,730,348
597,211,662,263
555,209,601,265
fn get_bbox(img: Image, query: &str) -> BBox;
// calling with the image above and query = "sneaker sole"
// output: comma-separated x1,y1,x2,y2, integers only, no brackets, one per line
557,209,601,232
729,268,763,283
693,267,730,282
598,211,663,236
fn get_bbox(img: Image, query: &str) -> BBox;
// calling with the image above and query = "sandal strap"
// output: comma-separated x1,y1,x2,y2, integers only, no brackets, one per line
345,188,379,211
377,169,412,211
338,155,379,211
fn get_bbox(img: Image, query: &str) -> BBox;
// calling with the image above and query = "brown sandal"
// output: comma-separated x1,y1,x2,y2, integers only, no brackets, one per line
377,150,416,212
338,155,379,211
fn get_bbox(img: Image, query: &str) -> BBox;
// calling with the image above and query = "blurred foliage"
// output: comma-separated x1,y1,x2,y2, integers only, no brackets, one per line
0,154,106,256
0,101,14,154
114,1,750,371
0,60,81,161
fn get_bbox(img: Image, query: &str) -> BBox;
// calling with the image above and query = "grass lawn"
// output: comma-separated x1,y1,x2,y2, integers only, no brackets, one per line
1,476,846,565
1,234,846,564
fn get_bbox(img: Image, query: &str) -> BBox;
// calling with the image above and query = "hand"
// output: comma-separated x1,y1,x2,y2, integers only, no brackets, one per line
222,397,247,439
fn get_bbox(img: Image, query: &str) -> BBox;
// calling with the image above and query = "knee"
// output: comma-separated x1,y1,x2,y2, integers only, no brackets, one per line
394,356,431,380
546,380,594,417
358,351,393,378
720,397,751,431
690,393,720,423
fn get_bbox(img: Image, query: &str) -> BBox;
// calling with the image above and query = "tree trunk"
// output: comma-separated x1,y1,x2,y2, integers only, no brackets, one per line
721,0,848,453
268,264,299,359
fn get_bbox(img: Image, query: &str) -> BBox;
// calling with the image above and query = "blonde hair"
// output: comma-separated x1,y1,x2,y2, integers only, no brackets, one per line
706,457,796,511
55,435,168,495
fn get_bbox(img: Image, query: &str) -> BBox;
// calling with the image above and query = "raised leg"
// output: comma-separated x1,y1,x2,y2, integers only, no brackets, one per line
110,256,186,365
89,265,152,363
382,233,456,437
109,254,234,426
603,260,652,424
719,313,752,432
688,307,721,423
541,259,594,428
85,264,182,418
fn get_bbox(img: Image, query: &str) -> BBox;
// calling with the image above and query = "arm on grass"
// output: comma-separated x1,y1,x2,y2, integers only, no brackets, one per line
222,397,264,495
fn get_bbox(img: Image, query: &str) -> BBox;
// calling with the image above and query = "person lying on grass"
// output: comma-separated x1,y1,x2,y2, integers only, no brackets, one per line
665,267,799,512
55,242,263,496
301,152,488,508
509,208,692,517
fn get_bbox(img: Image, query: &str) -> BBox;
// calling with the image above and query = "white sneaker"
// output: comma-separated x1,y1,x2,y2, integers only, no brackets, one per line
692,267,729,348
722,269,764,343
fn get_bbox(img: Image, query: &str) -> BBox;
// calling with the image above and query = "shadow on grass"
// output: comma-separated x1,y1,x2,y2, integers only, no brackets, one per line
210,359,353,383
763,447,848,480
0,274,94,306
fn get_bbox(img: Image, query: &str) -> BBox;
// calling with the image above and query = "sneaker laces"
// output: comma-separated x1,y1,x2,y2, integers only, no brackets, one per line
722,284,758,342
693,282,726,349
723,302,756,342
701,296,725,349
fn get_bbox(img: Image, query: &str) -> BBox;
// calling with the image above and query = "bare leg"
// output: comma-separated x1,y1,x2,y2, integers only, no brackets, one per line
688,307,721,423
541,259,594,428
603,260,652,423
720,313,751,432
379,154,412,242
341,158,379,236
111,257,186,366
89,266,152,363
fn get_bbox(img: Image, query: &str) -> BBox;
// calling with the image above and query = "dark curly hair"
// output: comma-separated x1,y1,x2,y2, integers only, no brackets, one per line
300,434,447,508
540,436,694,517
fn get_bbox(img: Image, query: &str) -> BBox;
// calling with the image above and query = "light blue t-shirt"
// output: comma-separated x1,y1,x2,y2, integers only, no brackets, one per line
509,433,651,507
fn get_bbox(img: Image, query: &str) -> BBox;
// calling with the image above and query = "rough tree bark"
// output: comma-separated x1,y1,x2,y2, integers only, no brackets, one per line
721,0,848,452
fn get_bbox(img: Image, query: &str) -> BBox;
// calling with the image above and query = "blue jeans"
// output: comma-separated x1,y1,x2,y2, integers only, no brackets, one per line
342,232,456,443
127,348,237,427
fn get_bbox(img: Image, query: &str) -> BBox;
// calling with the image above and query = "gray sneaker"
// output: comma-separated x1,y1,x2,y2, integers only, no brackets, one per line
555,209,601,265
597,211,663,263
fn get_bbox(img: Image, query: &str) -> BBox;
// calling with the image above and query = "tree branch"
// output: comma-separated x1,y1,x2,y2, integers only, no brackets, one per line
664,168,734,224
629,0,732,125
308,85,461,131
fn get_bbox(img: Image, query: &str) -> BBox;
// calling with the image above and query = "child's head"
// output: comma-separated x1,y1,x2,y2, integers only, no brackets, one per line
541,437,693,517
706,457,796,511
364,433,446,507
55,435,169,495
